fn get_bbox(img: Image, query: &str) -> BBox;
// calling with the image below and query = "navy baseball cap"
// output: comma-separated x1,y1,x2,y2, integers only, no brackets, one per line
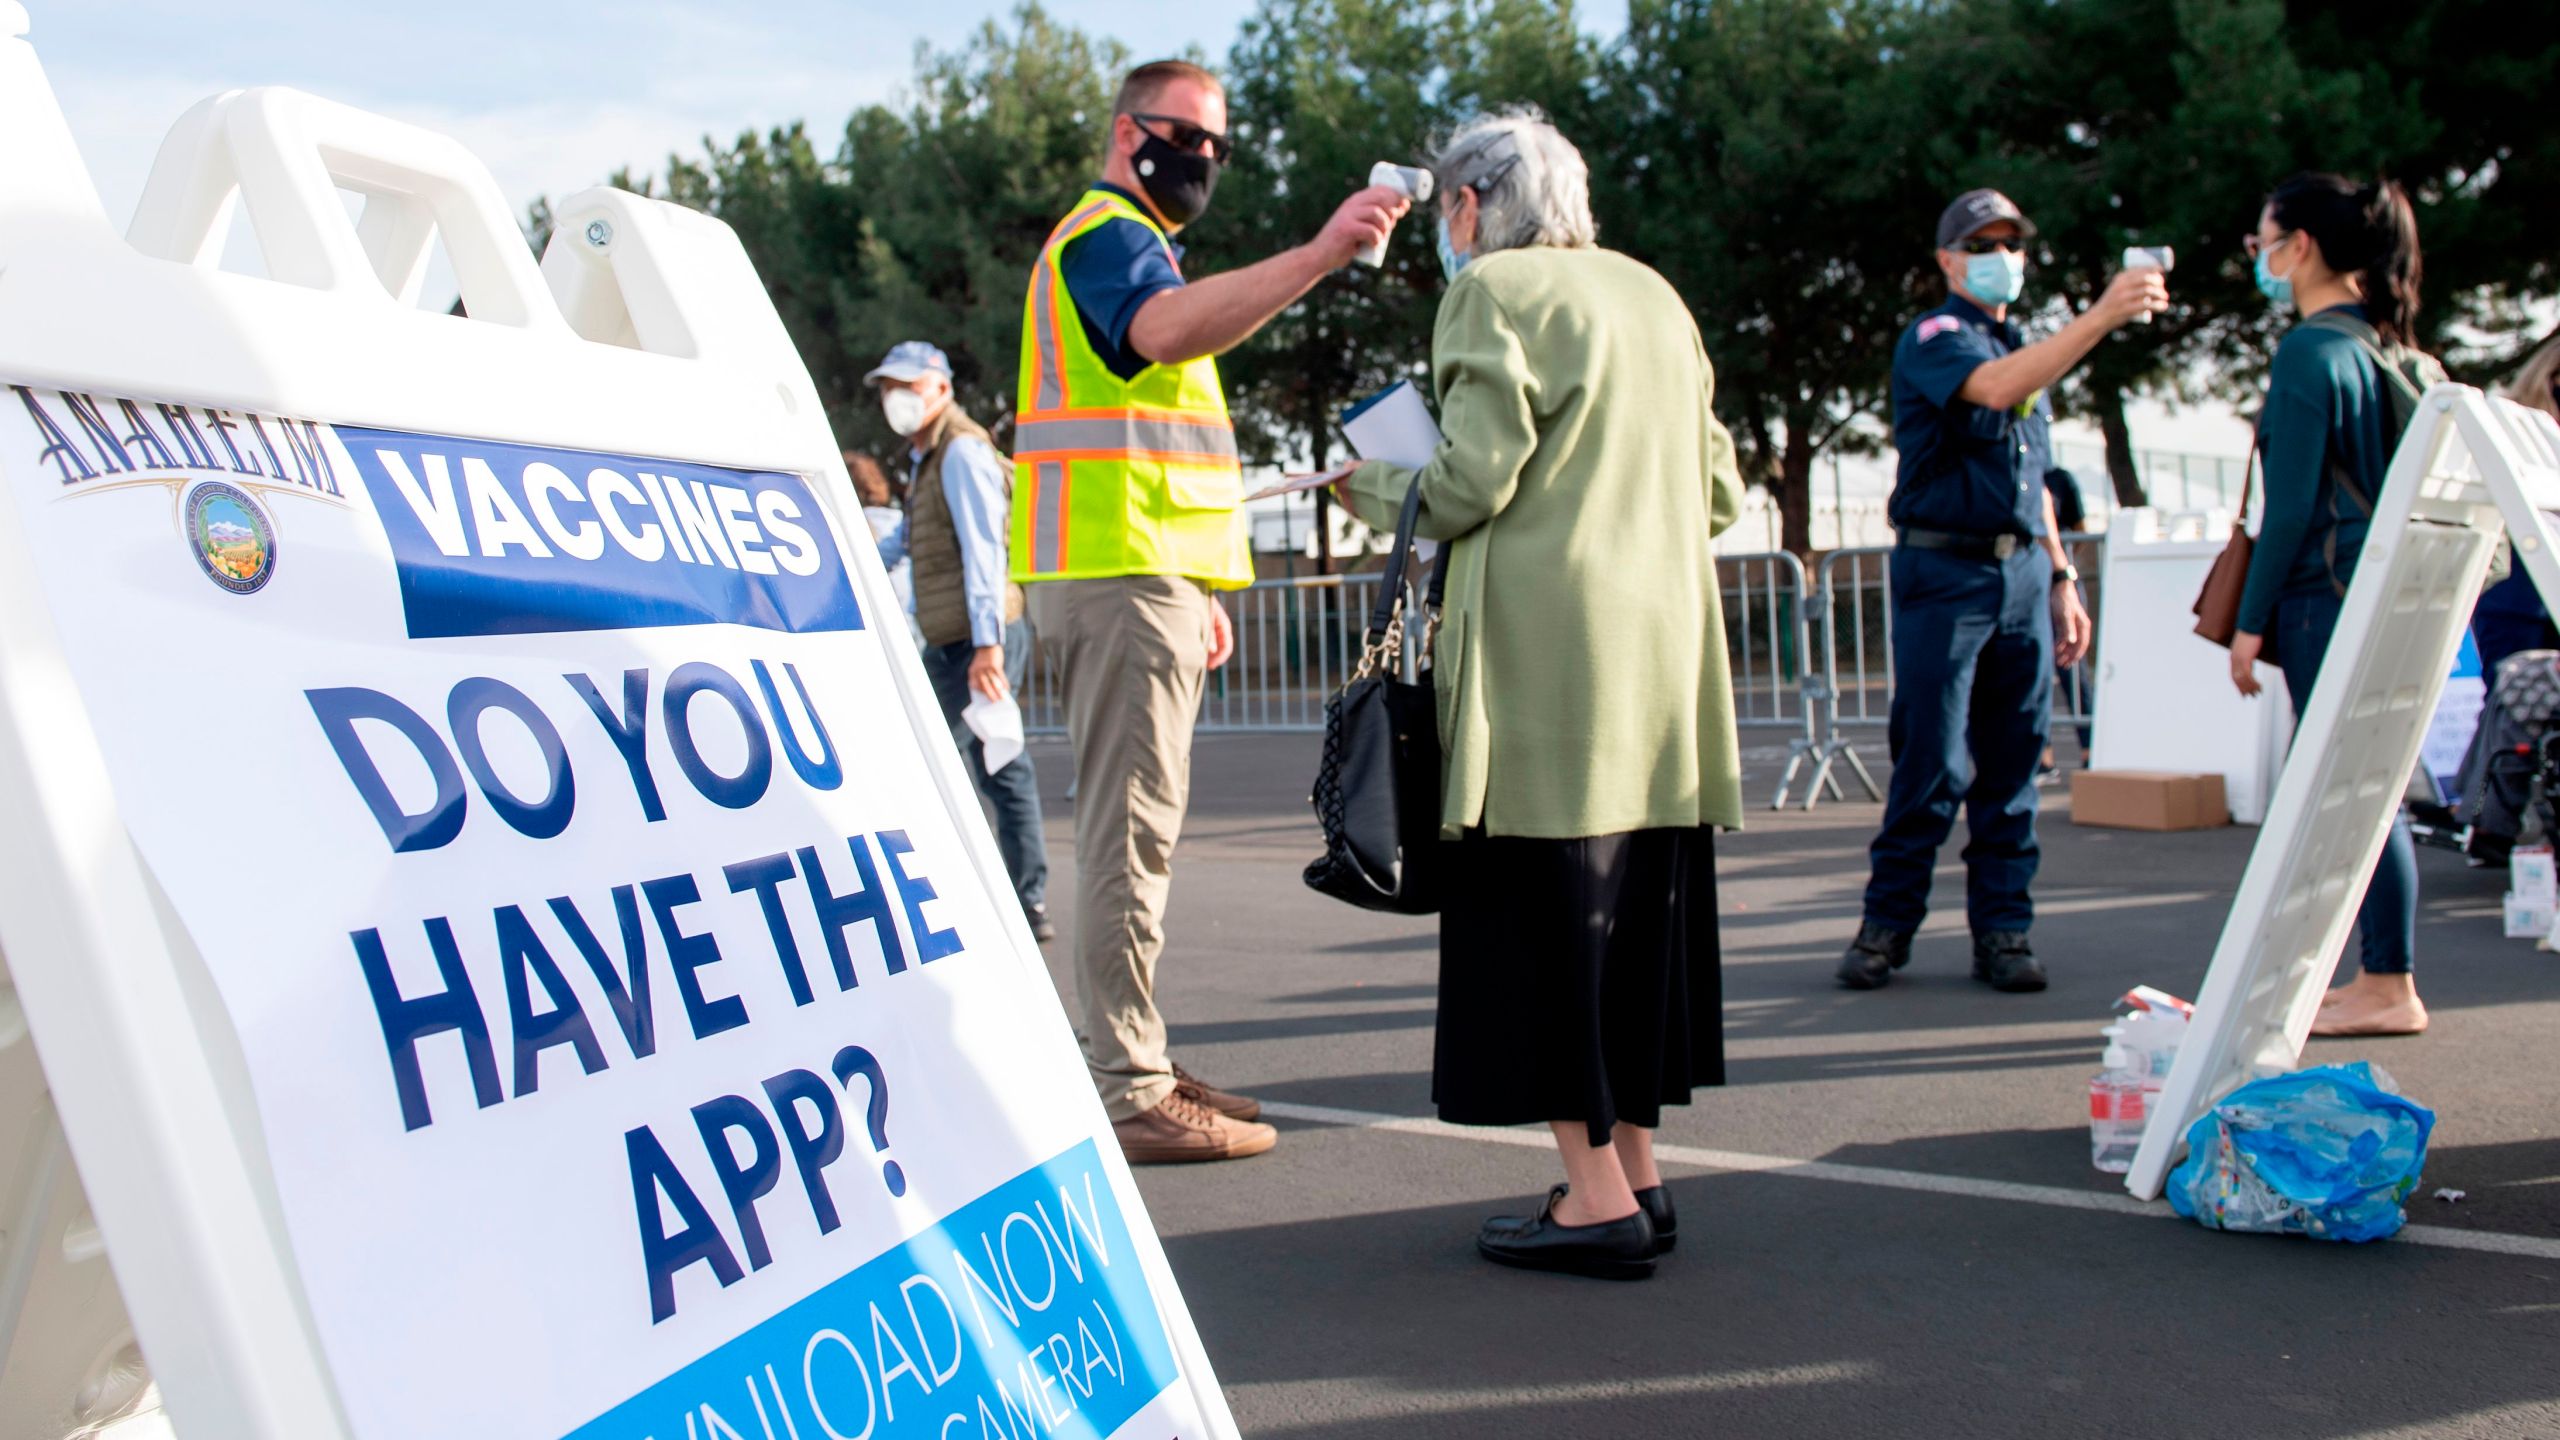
864,341,952,384
1935,188,2036,249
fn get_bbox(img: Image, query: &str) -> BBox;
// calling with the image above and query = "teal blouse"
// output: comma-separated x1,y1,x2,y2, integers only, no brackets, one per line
2237,303,2397,635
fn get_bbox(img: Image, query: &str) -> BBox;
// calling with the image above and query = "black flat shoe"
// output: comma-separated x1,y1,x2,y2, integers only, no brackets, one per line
1477,1191,1657,1281
1482,1185,1568,1242
1635,1184,1677,1254
1837,922,1914,990
1489,1184,1679,1257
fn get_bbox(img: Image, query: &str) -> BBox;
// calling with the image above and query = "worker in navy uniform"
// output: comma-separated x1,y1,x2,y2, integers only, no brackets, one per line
1838,189,2166,993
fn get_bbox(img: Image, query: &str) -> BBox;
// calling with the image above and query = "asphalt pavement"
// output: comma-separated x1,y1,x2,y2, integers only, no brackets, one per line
1012,732,2560,1439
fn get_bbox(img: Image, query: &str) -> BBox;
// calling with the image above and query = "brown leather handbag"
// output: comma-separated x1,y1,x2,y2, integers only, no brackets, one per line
2192,440,2261,656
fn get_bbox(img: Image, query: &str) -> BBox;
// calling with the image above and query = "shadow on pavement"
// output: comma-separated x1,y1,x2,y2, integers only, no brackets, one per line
1162,1150,2560,1440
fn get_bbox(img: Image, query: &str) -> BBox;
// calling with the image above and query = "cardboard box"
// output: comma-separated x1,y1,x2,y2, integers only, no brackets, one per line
2505,893,2554,939
2511,845,2556,907
2070,770,2231,832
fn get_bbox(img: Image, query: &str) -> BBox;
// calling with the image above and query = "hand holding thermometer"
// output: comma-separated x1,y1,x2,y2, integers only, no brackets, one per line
2122,245,2174,322
1358,162,1435,267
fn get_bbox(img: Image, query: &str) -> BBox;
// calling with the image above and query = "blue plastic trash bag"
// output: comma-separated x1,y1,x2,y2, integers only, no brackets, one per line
2167,1061,2434,1243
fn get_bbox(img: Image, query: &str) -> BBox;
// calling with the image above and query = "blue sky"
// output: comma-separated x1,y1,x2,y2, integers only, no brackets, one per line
16,0,2246,463
28,1,1629,235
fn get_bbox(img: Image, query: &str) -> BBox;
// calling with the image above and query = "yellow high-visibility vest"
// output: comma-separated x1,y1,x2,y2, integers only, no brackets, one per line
1012,188,1253,589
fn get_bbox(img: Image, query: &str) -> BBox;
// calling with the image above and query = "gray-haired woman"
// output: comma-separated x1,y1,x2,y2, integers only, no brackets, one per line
1336,111,1745,1280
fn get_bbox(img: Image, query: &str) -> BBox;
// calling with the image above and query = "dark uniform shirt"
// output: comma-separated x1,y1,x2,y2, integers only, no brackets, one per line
1888,293,2053,539
1057,182,1187,382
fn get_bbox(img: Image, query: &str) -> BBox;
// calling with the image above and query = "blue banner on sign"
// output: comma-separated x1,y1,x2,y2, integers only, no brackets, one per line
567,1139,1179,1440
340,425,861,640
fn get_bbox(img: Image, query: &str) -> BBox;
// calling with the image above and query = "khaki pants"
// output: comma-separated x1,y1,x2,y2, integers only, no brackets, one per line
1027,575,1212,1119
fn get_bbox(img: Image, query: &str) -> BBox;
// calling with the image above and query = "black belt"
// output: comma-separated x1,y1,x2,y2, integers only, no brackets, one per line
1900,527,2028,560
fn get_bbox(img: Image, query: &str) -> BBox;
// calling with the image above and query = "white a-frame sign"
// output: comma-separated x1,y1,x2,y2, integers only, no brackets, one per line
0,9,1238,1437
2129,381,2560,1201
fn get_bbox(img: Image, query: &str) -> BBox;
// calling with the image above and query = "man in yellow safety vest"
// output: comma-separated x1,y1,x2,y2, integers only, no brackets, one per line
1016,58,1409,1165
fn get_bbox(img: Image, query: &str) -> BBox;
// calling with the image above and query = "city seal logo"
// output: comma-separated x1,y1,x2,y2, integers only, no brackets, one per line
185,480,276,594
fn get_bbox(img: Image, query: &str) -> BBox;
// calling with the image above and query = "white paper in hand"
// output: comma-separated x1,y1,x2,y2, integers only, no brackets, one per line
963,691,1027,775
1341,379,1443,467
1342,380,1447,563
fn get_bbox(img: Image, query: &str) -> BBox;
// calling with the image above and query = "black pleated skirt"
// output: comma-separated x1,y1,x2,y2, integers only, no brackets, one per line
1433,826,1725,1146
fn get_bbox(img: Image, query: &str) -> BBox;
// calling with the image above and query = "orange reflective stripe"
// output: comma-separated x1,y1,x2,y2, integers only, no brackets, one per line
1031,200,1119,413
1009,447,1239,466
1032,258,1067,412
1019,404,1230,422
1046,199,1117,245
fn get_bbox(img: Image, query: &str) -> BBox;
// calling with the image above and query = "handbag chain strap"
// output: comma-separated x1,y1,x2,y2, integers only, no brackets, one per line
1349,471,1450,682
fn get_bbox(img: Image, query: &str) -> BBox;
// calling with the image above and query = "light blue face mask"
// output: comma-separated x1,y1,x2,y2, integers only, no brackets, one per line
2254,238,2296,310
1963,249,2026,307
1436,213,1468,281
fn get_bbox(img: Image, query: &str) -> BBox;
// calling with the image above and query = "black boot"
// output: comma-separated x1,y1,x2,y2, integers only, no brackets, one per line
1971,930,2048,992
1836,922,1914,990
1477,1189,1657,1280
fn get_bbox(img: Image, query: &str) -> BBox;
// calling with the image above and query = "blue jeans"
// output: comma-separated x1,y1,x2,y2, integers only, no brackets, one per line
922,620,1049,912
2275,589,2416,975
1864,545,2053,935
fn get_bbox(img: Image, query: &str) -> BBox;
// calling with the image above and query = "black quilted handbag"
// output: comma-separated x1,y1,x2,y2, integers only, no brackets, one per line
1303,478,1450,915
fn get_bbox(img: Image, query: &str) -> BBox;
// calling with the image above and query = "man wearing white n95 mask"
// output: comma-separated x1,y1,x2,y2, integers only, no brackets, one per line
865,340,1054,946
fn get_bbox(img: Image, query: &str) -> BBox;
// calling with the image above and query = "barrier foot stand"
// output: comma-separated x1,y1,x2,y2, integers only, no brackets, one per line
1835,741,1882,802
1770,740,1814,810
1781,735,1880,812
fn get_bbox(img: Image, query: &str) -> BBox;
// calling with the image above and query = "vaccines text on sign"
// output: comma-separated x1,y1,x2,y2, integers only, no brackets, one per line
345,425,859,639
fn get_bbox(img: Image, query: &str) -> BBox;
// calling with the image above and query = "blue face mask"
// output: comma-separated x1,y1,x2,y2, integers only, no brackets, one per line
1436,213,1468,281
1963,249,2026,307
2254,239,2296,310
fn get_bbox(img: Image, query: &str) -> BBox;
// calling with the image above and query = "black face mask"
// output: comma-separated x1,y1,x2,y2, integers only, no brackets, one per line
1134,129,1219,228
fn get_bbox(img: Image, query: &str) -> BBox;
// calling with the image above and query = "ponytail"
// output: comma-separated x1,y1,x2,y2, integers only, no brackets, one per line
2268,172,2424,346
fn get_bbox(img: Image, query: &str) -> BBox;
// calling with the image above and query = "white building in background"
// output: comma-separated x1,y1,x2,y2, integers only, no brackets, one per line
1247,402,2254,563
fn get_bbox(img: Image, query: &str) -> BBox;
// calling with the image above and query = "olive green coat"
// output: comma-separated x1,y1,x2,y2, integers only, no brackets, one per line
1345,245,1746,840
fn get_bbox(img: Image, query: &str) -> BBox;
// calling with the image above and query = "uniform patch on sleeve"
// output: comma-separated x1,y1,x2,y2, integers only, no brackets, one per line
1917,314,1963,342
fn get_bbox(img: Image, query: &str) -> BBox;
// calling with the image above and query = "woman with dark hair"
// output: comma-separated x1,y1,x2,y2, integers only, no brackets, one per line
2227,172,2445,1037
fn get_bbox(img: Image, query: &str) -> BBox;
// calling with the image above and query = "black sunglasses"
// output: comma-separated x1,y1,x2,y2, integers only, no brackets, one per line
1956,236,2028,255
1131,113,1234,164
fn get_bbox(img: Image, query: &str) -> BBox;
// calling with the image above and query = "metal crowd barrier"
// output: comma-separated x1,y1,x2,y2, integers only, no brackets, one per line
1781,536,2106,810
1019,540,2106,816
1020,573,1387,735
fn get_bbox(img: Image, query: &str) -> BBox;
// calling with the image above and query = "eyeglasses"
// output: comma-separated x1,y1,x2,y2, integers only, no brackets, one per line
2242,231,2290,259
1131,113,1233,164
1956,236,2026,255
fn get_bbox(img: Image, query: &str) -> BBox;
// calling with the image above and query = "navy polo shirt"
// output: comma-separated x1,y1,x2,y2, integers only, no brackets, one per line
1058,182,1187,382
1888,293,2053,538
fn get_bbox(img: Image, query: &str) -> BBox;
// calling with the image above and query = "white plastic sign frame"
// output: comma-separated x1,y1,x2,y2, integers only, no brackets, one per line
2128,383,2560,1200
0,9,1238,1438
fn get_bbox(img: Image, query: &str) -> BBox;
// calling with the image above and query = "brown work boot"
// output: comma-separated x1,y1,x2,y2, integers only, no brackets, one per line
1113,1088,1277,1164
1172,1062,1261,1121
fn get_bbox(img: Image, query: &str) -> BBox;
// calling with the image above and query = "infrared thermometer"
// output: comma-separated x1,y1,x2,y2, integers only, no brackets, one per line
1358,162,1435,267
2122,245,2174,322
